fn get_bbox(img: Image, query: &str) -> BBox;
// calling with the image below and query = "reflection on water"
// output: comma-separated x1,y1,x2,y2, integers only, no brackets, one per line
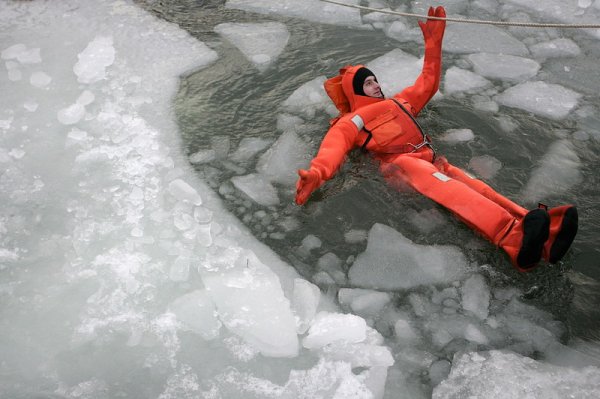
135,0,600,341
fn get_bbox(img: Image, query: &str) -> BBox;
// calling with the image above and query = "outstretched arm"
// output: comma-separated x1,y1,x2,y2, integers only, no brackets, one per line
295,120,359,205
395,6,446,116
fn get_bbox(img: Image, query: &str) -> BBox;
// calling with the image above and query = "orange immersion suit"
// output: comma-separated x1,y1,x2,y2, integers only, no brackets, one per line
295,6,577,271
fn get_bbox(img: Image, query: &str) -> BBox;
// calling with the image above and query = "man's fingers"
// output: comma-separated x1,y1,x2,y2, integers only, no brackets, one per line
434,6,446,18
427,6,435,17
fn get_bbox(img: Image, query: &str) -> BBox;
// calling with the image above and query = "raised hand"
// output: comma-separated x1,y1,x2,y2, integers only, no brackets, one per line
418,6,446,46
295,169,321,205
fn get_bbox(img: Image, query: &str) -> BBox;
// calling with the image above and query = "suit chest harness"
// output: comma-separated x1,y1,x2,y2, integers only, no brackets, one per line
350,99,435,157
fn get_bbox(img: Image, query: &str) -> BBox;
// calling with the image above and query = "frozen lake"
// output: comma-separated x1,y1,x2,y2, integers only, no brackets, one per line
1,0,600,398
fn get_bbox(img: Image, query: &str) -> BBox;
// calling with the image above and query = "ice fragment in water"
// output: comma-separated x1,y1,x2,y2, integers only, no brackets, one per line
1,43,26,60
349,224,468,290
214,22,289,72
302,311,367,349
429,360,452,387
291,278,321,334
230,137,272,162
529,38,581,60
344,229,368,243
8,68,21,81
461,274,490,320
282,76,333,118
468,155,502,180
338,288,391,317
408,208,447,234
30,71,51,87
256,130,311,185
209,135,230,159
444,24,529,56
439,128,475,143
57,103,85,125
230,173,279,206
444,66,491,95
495,81,581,120
168,179,203,205
188,149,215,164
297,234,322,258
321,341,395,368
467,53,540,83
73,36,115,84
77,90,95,106
225,0,363,27
201,250,299,357
522,139,582,202
394,319,420,345
23,101,38,112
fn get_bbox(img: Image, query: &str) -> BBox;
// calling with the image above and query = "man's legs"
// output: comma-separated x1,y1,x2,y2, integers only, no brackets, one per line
381,155,549,270
433,156,578,264
433,156,527,218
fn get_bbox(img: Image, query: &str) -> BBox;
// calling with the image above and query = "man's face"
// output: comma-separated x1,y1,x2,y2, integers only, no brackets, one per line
362,76,383,98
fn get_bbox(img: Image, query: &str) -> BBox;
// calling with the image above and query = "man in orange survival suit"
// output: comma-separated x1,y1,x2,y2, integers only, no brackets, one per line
294,6,578,271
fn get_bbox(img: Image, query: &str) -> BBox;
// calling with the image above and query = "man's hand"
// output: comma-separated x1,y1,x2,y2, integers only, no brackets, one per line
418,6,446,46
295,169,321,205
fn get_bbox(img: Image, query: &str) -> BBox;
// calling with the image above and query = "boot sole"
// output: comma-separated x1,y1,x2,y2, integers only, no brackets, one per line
517,209,550,269
549,206,578,263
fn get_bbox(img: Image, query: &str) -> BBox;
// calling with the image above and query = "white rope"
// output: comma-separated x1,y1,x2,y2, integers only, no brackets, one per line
321,0,600,29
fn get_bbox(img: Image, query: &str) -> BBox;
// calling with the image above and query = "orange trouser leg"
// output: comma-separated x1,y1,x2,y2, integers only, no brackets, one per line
383,155,514,245
434,156,527,219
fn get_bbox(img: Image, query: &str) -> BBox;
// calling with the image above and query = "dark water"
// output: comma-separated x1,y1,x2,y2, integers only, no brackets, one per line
135,0,600,342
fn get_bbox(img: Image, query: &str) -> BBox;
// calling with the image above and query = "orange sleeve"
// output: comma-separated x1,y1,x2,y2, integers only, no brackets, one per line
394,39,442,116
309,119,359,182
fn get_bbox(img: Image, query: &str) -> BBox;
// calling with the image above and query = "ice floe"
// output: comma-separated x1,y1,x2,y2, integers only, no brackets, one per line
226,0,363,27
495,81,582,120
215,22,290,72
348,223,468,290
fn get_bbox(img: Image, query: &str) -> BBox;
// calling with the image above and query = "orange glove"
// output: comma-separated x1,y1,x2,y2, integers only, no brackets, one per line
295,169,321,205
418,6,446,48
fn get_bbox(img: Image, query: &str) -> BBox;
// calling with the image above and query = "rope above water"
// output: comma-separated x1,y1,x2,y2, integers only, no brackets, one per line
321,0,600,29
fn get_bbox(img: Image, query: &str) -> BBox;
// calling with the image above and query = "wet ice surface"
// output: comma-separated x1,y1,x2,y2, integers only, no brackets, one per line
3,0,600,398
